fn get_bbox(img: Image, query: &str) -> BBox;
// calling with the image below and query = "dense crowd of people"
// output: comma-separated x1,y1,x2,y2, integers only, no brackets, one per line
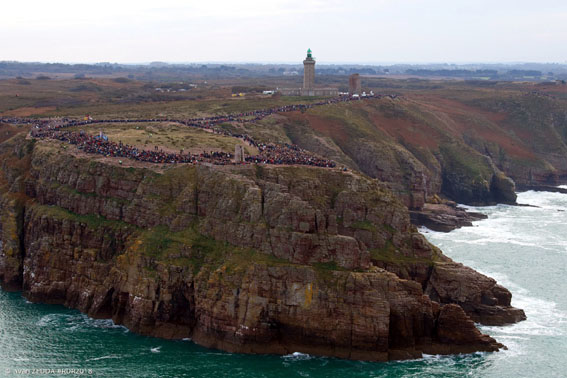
2,93,398,168
246,142,335,167
32,129,233,165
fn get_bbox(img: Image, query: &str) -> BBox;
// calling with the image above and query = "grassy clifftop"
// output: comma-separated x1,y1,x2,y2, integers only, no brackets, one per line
4,78,567,204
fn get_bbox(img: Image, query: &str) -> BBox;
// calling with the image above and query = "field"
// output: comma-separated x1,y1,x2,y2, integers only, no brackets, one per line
0,77,329,119
65,122,259,155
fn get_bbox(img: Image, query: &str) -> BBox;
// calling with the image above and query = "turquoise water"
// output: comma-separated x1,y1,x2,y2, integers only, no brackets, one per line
1,190,566,377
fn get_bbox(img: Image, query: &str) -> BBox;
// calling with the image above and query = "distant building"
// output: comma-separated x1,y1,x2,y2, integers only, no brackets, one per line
349,73,361,95
279,49,339,97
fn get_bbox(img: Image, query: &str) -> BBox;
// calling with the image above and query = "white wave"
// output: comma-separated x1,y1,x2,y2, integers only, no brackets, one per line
151,346,161,353
421,353,445,359
517,191,567,210
465,268,567,339
417,226,442,235
36,315,52,327
36,313,128,333
425,208,566,253
422,190,567,373
487,296,567,338
282,352,313,361
402,353,452,363
37,313,67,327
492,335,530,340
86,317,126,330
182,337,191,341
401,351,488,367
461,266,567,339
12,357,30,362
86,354,124,362
439,237,546,248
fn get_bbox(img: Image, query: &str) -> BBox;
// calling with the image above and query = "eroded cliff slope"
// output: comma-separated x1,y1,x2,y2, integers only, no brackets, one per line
0,134,525,361
228,88,567,209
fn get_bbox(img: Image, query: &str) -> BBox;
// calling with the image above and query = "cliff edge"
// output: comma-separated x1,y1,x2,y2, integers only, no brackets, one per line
0,135,525,361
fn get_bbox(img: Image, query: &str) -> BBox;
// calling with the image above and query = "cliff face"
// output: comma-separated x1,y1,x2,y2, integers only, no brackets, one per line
231,91,567,208
0,135,525,361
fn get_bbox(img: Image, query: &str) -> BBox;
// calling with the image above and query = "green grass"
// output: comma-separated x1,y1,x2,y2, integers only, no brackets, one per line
312,261,347,284
370,240,436,266
439,142,493,180
351,220,377,232
139,223,290,276
146,164,195,186
31,203,134,230
42,180,133,207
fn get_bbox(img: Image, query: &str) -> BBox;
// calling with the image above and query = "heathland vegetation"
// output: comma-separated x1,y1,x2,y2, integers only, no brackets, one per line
3,76,567,207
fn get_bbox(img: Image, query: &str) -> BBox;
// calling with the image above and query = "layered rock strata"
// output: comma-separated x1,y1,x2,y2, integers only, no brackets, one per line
0,136,525,361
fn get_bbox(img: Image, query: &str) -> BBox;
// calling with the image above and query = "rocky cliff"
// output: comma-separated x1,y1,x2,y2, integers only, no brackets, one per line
0,134,525,361
227,89,567,210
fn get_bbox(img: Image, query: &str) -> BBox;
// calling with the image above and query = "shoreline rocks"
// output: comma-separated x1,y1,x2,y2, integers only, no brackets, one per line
410,203,487,232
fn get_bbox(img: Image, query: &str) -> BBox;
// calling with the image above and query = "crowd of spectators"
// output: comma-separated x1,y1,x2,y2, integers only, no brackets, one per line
30,129,232,165
246,143,335,167
4,93,397,168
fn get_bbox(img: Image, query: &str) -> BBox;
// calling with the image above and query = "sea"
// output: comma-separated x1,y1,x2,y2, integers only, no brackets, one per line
1,190,566,377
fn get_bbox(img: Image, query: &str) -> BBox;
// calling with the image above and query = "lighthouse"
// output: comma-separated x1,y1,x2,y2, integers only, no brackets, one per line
303,48,315,91
278,48,337,97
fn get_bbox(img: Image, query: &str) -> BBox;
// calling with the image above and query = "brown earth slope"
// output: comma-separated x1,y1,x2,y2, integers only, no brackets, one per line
220,83,567,209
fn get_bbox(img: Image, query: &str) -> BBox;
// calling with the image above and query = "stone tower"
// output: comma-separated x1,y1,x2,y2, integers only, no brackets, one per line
303,48,315,90
349,73,361,94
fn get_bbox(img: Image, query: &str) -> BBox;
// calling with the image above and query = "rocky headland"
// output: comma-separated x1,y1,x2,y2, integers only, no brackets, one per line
0,133,526,361
226,91,567,231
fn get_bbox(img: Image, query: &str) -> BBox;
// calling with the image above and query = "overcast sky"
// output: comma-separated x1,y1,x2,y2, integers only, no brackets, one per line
2,0,567,64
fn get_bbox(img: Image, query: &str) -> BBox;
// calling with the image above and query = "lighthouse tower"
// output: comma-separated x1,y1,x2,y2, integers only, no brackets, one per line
303,48,315,91
278,48,337,96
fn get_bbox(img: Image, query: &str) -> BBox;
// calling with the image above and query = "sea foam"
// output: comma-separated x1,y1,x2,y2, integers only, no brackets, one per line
282,352,313,361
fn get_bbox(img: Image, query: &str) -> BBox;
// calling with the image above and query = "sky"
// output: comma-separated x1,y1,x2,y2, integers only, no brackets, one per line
2,0,567,64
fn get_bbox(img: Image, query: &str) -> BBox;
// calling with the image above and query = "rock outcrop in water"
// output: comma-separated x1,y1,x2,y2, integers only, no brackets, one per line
410,202,488,232
0,134,525,361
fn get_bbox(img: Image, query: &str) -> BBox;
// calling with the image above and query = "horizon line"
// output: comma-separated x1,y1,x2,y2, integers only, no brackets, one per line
2,60,567,66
